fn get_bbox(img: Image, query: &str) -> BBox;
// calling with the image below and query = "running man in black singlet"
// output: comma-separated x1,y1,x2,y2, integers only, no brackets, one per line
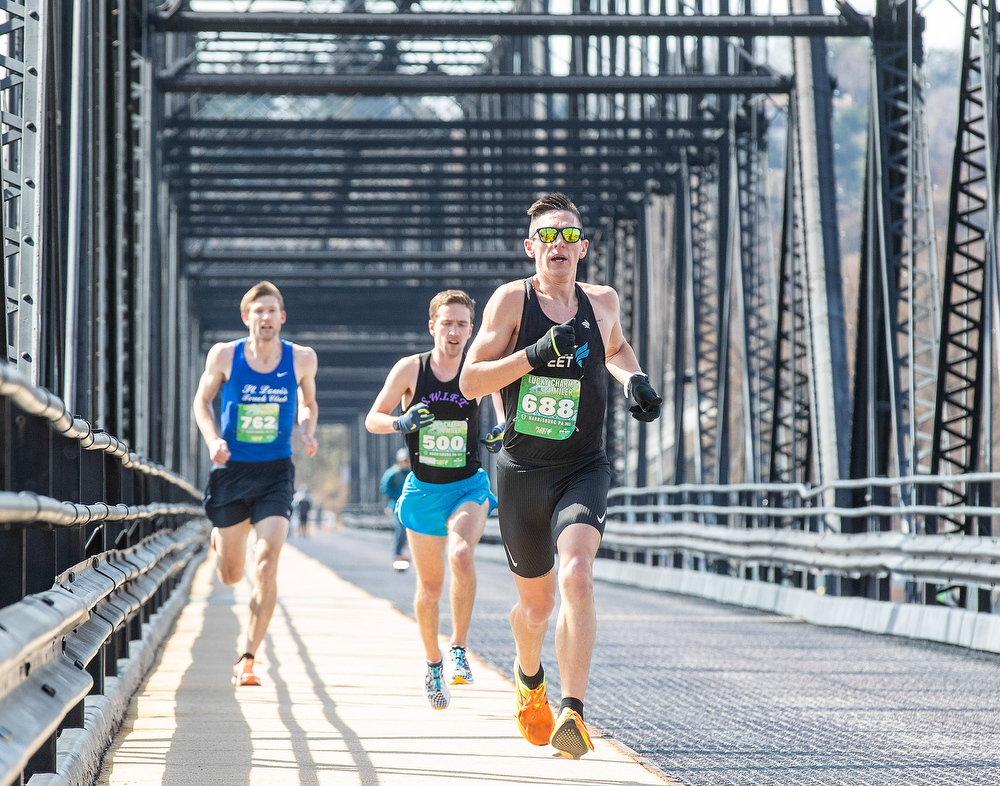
365,290,503,710
461,194,662,758
193,281,319,687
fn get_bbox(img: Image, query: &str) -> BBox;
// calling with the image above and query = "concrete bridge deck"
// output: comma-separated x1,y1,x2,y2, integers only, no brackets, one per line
95,526,1000,786
94,532,670,786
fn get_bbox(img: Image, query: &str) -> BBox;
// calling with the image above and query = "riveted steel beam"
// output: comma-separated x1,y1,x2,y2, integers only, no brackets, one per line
187,263,535,281
158,73,793,96
153,11,871,38
168,118,726,134
186,250,525,264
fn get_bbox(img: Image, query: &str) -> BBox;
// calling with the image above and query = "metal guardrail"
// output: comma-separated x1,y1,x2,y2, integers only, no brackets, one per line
0,363,200,499
0,363,207,784
601,474,1000,601
0,521,206,786
601,522,1000,586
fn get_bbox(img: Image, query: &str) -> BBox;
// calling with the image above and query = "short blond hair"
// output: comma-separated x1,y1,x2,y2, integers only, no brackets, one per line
429,290,475,322
240,281,284,314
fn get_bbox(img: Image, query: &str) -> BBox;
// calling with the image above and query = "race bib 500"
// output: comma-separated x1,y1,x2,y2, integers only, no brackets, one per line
418,420,468,467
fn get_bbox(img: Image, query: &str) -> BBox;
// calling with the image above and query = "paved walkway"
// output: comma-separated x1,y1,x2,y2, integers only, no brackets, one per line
96,543,671,786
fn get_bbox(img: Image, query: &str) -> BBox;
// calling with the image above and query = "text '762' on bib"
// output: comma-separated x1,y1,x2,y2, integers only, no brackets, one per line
237,403,279,443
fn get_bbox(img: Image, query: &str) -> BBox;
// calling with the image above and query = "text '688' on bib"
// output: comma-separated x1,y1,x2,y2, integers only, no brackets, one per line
513,374,580,440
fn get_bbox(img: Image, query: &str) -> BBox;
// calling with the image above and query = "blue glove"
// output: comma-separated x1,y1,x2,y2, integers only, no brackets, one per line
626,373,662,422
482,425,504,453
394,403,435,433
525,318,576,369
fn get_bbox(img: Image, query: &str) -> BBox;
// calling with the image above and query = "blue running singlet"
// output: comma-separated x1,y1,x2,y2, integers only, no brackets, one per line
220,339,297,462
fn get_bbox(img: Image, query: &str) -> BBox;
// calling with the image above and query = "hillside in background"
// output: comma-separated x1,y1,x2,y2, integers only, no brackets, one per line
829,38,962,267
822,38,961,371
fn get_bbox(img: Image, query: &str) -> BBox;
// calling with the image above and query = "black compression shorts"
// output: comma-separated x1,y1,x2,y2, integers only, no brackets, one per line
203,457,295,529
496,450,611,578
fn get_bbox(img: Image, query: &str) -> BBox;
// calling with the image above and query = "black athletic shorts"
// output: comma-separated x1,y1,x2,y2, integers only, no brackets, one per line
496,450,611,579
203,457,295,529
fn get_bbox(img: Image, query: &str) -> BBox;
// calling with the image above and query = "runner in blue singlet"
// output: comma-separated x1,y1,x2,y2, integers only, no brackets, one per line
193,280,319,688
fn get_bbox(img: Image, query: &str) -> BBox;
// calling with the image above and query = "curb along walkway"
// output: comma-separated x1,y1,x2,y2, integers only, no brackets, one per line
96,544,672,786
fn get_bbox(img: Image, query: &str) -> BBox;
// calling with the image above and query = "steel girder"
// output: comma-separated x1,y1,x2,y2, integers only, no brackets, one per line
688,157,724,486
766,0,849,520
850,0,939,542
735,106,777,487
0,0,199,479
158,73,793,96
153,11,871,38
168,117,725,134
769,99,815,492
186,250,526,263
929,0,1000,536
1,1,52,387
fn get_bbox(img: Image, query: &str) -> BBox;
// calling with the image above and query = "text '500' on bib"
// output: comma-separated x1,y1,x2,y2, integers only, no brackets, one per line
418,420,467,467
237,403,279,443
514,374,580,440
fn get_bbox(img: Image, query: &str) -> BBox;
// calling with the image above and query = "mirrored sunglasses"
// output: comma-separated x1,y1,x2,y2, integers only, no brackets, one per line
531,226,583,243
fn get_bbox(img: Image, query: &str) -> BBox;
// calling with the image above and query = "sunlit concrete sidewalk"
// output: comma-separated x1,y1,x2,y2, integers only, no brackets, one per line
96,542,671,786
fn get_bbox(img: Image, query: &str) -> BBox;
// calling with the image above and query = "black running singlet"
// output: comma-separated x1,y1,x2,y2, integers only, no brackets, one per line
501,278,607,463
404,351,481,483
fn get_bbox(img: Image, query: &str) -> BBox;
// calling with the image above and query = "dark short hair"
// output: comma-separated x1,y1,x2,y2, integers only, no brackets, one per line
241,281,284,314
527,193,583,229
429,289,475,322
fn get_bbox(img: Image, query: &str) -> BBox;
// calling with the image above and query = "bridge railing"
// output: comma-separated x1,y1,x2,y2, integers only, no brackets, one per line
0,363,207,786
601,474,1000,606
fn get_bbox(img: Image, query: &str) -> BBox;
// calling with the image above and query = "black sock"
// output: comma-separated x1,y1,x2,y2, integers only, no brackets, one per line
561,697,584,720
518,663,544,691
237,652,254,663
427,659,443,668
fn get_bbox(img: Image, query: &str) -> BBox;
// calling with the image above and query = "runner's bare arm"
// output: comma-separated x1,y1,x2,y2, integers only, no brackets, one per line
192,343,234,464
365,355,420,434
491,391,505,423
295,345,320,458
593,287,644,385
460,283,533,399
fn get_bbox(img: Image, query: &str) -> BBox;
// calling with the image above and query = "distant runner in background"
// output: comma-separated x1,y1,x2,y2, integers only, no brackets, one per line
193,280,319,688
292,486,313,537
380,448,412,571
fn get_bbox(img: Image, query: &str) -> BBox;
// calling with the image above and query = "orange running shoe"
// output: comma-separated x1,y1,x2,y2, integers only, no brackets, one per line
232,655,261,687
513,659,554,745
550,707,594,759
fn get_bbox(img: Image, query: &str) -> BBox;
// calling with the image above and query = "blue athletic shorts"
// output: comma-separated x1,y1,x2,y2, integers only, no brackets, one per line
395,468,498,537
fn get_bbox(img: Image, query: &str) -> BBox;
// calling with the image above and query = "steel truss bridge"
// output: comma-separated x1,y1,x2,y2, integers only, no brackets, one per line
1,0,1000,782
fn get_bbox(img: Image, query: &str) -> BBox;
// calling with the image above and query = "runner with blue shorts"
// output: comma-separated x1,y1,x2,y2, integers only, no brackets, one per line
365,290,503,710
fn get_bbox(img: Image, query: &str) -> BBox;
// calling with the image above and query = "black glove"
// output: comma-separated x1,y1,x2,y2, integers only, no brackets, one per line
524,318,576,369
393,403,435,433
626,373,662,422
482,424,504,454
